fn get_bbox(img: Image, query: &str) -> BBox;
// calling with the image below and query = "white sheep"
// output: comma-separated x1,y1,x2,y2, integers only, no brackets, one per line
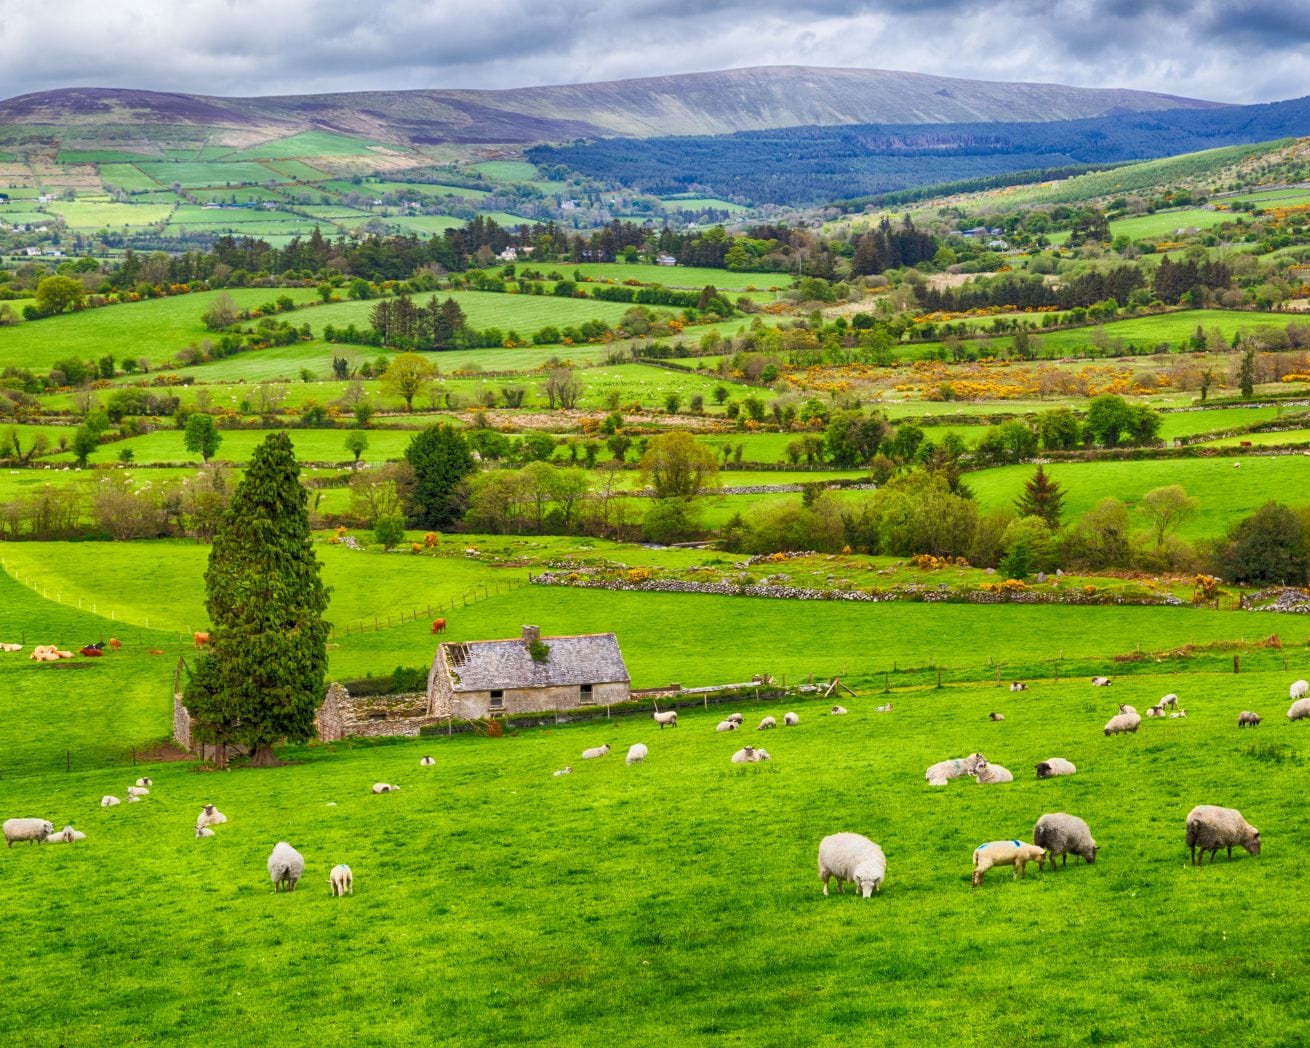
1237,711,1263,727
45,825,85,844
783,712,799,726
758,716,777,730
924,753,987,787
874,703,893,712
581,744,610,760
731,746,770,764
1033,813,1097,867
727,713,744,725
988,712,1005,721
371,783,399,794
1287,697,1310,722
972,840,1046,887
4,818,54,847
1186,805,1260,865
626,743,648,765
714,720,738,732
552,766,572,777
1091,676,1112,687
754,748,772,761
1035,758,1076,779
830,705,848,715
420,756,435,766
1103,712,1141,736
196,827,215,839
1170,710,1188,719
1146,706,1165,718
329,863,353,897
100,796,121,808
653,710,678,729
196,804,227,830
1291,679,1309,701
127,786,150,798
975,763,1014,785
1159,694,1179,710
267,841,305,892
135,777,153,787
817,833,886,897
1009,682,1028,692
1117,704,1138,716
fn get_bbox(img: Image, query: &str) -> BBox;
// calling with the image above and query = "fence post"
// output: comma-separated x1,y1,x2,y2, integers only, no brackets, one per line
65,750,70,773
1234,654,1240,674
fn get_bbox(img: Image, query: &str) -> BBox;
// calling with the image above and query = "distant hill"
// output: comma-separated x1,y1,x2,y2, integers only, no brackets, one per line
0,67,1224,147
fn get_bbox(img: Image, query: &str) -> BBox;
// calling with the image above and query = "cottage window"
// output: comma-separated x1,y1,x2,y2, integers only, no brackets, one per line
489,690,504,709
579,683,596,705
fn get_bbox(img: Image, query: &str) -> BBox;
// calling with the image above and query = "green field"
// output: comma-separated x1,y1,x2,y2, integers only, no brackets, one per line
135,162,290,188
660,196,749,213
224,132,390,160
568,261,786,291
45,200,174,229
471,161,541,182
1109,208,1229,241
97,164,165,192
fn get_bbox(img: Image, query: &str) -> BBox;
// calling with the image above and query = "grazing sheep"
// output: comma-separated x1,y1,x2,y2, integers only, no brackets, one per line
1291,679,1309,701
1035,758,1076,779
1159,694,1179,710
1287,697,1310,722
267,842,305,892
1117,704,1138,716
972,840,1046,887
196,827,215,839
975,763,1014,785
783,712,799,726
1103,712,1141,736
329,864,353,897
1009,682,1029,692
552,766,572,777
46,825,86,844
1237,711,1263,728
419,756,435,766
925,753,987,786
581,744,610,760
988,712,1005,722
135,777,153,787
4,818,54,847
127,786,149,798
626,743,648,765
817,833,886,898
1146,706,1165,718
1033,813,1097,867
196,804,227,830
875,703,893,713
727,713,744,725
653,711,678,729
830,705,848,716
371,783,399,794
715,720,738,732
1091,676,1112,687
1186,805,1260,865
758,716,777,730
101,796,121,808
1170,710,1188,719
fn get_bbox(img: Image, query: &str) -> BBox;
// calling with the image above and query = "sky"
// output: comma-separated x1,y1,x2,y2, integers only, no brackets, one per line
0,0,1306,105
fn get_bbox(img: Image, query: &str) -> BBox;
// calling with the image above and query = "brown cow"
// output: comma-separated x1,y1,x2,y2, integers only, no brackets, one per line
193,632,210,649
431,619,447,635
108,637,122,650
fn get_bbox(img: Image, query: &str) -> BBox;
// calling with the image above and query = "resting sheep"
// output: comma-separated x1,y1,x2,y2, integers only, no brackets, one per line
329,864,354,897
817,833,886,898
1237,711,1262,728
196,827,215,839
127,786,149,798
101,796,121,808
715,720,738,733
196,804,227,830
420,756,435,766
552,767,572,777
1291,679,1309,701
1169,710,1188,719
1035,758,1076,779
1091,676,1112,687
581,744,610,760
1287,697,1310,722
4,818,54,847
758,716,777,730
1146,706,1165,718
1103,712,1141,736
975,763,1014,785
988,712,1005,722
626,743,648,765
875,703,893,713
1186,805,1260,865
371,783,399,794
267,841,305,892
830,705,848,716
653,711,678,729
135,777,153,787
731,746,770,764
1033,813,1097,867
1009,682,1028,692
972,840,1046,887
783,712,799,726
925,753,987,786
46,825,86,844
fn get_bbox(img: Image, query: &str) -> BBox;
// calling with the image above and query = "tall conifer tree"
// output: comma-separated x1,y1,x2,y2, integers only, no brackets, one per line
1014,464,1066,530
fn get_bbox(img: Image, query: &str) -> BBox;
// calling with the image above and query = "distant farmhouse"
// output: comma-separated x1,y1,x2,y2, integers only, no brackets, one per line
428,625,630,720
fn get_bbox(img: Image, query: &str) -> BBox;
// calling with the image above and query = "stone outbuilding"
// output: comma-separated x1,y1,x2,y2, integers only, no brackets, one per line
427,625,630,720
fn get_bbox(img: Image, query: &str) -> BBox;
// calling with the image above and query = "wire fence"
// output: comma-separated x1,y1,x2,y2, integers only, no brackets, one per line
331,577,529,637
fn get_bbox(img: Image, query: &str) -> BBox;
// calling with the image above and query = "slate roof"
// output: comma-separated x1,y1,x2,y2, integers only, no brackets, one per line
439,633,629,692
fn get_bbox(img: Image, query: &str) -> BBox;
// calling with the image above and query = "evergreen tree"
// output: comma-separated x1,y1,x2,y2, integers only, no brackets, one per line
1238,345,1256,398
1014,464,1066,529
405,424,476,528
187,432,330,767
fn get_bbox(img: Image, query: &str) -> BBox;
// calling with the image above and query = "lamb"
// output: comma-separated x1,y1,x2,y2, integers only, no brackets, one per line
874,703,893,713
196,804,227,830
1103,712,1141,736
754,748,772,762
1146,705,1165,718
267,841,305,892
988,712,1005,721
1091,676,1112,687
924,753,987,786
817,833,886,898
419,756,435,766
4,818,54,847
1169,710,1188,719
1291,679,1309,701
1117,704,1138,716
830,705,848,715
1035,758,1076,779
1237,711,1263,728
626,743,648,765
100,796,121,808
196,827,215,839
1009,682,1029,692
715,720,738,732
758,716,777,730
783,712,799,726
581,744,610,760
329,864,353,897
1186,805,1260,865
731,746,773,764
371,783,399,793
127,786,149,798
971,840,1046,887
1287,697,1310,722
653,710,678,729
135,777,153,787
46,825,86,844
1159,694,1179,710
975,763,1014,785
1033,813,1097,867
552,767,572,777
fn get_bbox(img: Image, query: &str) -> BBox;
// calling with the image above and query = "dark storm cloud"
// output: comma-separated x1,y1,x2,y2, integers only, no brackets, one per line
0,0,1305,104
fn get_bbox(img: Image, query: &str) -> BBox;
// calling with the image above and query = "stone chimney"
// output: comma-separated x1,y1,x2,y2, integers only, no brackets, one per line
522,625,540,647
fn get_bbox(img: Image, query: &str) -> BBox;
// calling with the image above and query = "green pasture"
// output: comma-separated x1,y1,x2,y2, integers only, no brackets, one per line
471,160,540,182
567,261,787,291
45,200,174,229
1110,208,1227,241
323,180,491,201
660,196,750,213
260,160,330,182
167,204,305,226
188,187,288,204
370,214,465,235
0,208,52,225
134,162,289,188
224,132,389,160
1157,405,1289,440
1201,429,1310,447
1226,187,1310,207
97,164,164,192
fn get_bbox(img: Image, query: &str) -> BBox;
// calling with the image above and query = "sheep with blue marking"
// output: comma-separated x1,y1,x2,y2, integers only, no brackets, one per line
972,840,1046,887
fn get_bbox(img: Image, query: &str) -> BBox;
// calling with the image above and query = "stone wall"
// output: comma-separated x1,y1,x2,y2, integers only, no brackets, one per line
172,691,192,751
316,682,436,741
448,680,630,720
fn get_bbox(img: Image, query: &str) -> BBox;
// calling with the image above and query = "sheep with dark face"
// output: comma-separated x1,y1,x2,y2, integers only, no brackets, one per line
1035,758,1076,779
1091,677,1112,687
1186,806,1260,865
1033,813,1097,868
1237,711,1262,728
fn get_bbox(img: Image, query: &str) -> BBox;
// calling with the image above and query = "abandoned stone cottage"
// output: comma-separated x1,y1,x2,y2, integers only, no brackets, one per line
427,625,630,719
